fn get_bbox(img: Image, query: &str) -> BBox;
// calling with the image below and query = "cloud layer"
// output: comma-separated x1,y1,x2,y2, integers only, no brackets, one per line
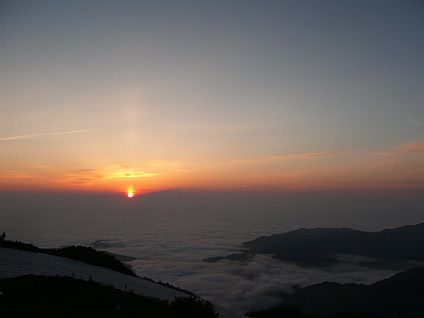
118,245,402,314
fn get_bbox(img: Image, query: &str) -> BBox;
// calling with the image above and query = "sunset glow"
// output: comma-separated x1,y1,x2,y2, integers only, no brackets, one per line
1,3,424,316
127,186,134,198
0,1,422,195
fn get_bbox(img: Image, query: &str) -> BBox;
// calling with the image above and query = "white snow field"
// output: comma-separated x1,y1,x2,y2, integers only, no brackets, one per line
0,247,187,300
0,247,241,318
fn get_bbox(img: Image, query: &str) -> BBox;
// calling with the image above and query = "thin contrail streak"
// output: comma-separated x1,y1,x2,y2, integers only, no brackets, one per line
0,130,90,141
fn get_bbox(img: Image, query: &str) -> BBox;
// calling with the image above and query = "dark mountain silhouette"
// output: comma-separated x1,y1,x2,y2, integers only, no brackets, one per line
241,223,424,266
0,275,218,318
247,306,380,318
247,268,424,317
204,252,253,263
287,267,424,317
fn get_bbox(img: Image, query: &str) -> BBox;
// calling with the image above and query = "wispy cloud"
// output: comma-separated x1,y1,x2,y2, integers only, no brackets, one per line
398,142,424,153
261,152,338,161
405,119,424,128
0,170,31,179
0,130,90,141
180,124,277,132
104,164,162,180
104,170,161,180
63,165,162,186
232,151,338,165
375,141,424,156
63,169,104,185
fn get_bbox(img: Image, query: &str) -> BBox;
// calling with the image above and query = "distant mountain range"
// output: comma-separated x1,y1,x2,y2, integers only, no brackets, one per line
206,223,424,267
248,267,424,318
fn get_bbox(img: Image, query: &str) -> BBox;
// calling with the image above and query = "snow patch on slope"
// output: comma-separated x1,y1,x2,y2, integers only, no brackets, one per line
0,247,186,300
0,247,241,318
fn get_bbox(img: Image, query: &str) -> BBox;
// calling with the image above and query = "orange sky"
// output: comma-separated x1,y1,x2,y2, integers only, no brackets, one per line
1,2,423,195
1,138,423,195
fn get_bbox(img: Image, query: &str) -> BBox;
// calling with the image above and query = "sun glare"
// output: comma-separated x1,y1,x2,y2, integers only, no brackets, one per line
127,186,134,198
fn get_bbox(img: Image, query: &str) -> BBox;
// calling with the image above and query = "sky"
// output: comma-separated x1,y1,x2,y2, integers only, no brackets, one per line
0,0,423,195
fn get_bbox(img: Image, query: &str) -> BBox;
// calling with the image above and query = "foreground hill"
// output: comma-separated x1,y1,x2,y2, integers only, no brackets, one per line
0,243,240,317
0,239,136,276
242,223,424,266
248,268,424,318
0,275,217,318
0,246,189,301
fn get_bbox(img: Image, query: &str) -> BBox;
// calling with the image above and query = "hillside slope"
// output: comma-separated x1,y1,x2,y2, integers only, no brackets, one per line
0,247,187,301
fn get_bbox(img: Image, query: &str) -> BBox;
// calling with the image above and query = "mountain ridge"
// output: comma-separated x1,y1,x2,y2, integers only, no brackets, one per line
207,223,424,267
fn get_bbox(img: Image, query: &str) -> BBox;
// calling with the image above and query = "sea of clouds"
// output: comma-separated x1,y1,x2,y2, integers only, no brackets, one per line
96,238,401,314
4,191,424,314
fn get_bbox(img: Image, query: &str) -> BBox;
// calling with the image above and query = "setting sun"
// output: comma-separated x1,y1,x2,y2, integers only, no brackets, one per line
127,186,134,198
1,2,423,317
